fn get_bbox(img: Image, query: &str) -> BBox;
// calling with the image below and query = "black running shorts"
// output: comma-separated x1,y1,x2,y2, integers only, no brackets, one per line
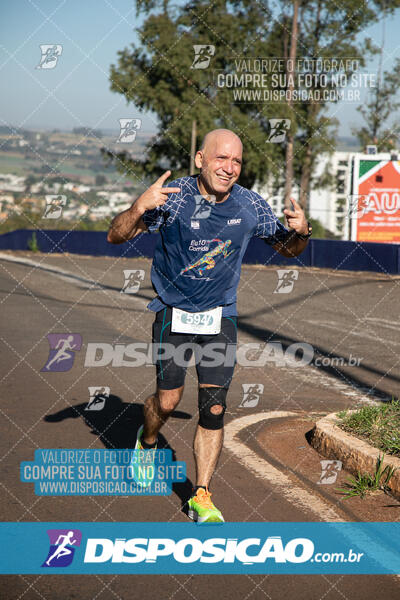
152,306,237,390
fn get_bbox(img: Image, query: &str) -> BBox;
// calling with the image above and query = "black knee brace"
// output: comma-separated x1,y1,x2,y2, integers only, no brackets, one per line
198,387,227,430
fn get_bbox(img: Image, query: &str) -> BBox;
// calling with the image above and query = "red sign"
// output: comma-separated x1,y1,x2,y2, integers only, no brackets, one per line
352,159,400,244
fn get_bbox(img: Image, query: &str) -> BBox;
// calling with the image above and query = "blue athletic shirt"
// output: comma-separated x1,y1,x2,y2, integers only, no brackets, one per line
142,174,288,317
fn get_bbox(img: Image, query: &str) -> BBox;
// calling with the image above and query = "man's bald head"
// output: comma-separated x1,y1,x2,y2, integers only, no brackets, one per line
195,128,243,201
199,129,242,155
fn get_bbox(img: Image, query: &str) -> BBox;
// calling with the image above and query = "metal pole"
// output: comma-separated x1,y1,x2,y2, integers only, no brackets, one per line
284,0,299,210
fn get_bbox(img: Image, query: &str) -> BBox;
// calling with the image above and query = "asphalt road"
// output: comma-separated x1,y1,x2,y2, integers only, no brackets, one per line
1,251,399,599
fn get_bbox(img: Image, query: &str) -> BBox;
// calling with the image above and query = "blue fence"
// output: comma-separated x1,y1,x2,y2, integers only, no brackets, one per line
1,229,399,274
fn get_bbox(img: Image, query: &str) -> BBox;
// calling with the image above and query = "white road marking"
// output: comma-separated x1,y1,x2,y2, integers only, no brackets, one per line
224,411,344,521
364,317,400,332
225,411,400,578
0,252,148,307
305,319,400,348
278,365,381,404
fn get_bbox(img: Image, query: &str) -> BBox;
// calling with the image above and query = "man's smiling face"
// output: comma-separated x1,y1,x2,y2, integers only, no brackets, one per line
195,130,243,199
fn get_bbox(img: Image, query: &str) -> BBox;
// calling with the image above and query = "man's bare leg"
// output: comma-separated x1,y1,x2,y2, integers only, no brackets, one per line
193,384,224,488
142,386,184,444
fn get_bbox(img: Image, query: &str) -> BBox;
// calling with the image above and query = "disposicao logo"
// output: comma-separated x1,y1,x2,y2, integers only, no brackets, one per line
83,536,314,564
42,529,82,567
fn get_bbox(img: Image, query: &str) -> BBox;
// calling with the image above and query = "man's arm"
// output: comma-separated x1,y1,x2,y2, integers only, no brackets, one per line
106,202,147,244
273,198,311,257
273,229,309,257
107,170,181,244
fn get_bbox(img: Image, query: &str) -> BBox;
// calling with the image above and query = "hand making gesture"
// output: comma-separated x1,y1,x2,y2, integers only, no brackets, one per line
136,170,181,212
283,197,309,236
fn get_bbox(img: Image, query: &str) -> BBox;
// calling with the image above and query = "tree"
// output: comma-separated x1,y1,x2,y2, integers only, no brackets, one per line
353,57,400,152
108,0,400,208
273,0,400,213
24,175,38,193
107,0,286,189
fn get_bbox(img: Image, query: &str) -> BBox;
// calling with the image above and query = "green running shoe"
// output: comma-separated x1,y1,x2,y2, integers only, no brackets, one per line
187,488,225,523
130,425,157,488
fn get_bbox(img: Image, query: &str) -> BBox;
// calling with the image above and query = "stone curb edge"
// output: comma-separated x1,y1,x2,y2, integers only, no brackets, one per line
310,411,400,500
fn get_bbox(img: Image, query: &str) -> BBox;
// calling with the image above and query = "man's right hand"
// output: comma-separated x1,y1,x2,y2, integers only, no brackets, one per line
107,171,180,244
136,170,181,213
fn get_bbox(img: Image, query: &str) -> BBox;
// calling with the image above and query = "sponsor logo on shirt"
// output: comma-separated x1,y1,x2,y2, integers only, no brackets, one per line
191,220,200,229
182,239,235,276
227,218,241,225
188,239,209,251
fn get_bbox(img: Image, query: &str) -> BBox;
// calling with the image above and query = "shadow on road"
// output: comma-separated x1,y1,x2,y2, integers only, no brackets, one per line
44,394,194,509
237,320,397,401
238,275,399,401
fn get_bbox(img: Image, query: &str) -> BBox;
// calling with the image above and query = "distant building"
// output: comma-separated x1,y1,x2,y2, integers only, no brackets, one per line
0,194,15,206
31,182,43,193
253,150,352,238
20,197,42,213
44,182,62,193
88,206,113,220
0,194,16,220
63,182,91,193
0,174,25,192
309,151,351,238
96,191,131,204
109,192,131,203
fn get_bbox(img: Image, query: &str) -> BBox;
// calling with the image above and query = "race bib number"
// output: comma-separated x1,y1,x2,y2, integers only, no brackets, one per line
171,306,222,334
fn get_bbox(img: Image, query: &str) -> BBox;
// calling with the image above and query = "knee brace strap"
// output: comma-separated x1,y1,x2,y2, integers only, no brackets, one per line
198,387,227,430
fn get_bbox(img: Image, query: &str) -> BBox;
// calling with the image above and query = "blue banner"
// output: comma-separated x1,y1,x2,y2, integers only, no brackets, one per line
1,230,399,274
0,522,399,574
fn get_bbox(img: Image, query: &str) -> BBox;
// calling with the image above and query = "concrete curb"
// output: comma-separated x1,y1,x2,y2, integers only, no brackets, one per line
310,411,400,500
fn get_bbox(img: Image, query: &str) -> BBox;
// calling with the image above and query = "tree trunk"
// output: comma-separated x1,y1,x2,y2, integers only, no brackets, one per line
299,141,312,211
299,0,321,213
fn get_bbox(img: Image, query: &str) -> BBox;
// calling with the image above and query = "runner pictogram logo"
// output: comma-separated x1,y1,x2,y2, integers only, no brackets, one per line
41,334,82,372
42,529,82,567
274,269,299,294
190,45,215,69
36,45,63,69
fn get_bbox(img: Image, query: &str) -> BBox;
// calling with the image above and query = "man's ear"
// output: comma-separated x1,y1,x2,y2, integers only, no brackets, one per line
194,150,203,169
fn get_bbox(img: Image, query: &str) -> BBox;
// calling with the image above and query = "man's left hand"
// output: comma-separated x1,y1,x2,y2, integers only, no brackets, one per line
283,197,308,236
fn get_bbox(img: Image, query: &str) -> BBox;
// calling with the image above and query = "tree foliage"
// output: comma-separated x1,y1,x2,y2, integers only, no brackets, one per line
353,57,400,152
108,0,291,189
107,0,400,202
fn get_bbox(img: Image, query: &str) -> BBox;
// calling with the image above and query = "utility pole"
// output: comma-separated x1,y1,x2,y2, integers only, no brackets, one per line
190,119,197,175
284,1,299,210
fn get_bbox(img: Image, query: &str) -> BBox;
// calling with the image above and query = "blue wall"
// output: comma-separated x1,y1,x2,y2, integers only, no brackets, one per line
1,229,399,274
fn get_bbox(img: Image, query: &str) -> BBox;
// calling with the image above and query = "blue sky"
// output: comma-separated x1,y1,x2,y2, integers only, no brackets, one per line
1,0,399,137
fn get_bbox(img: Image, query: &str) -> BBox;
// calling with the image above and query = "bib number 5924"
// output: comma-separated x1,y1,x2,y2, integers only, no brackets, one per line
171,307,222,334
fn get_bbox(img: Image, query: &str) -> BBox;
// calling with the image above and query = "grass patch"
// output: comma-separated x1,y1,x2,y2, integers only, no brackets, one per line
337,453,397,498
336,400,400,458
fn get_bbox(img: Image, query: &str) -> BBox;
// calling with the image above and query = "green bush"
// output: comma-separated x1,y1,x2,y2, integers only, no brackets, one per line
27,231,40,252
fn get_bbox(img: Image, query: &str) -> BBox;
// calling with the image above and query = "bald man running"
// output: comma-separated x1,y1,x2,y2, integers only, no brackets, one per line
107,129,311,523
